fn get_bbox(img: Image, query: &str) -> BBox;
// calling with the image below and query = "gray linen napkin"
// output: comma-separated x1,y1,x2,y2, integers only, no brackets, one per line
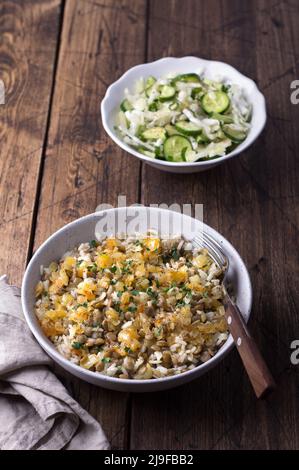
0,275,110,450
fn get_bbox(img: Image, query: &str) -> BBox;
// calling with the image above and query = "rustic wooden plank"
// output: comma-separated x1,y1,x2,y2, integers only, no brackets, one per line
32,0,147,449
33,0,146,249
0,0,62,285
215,4,299,449
130,0,299,450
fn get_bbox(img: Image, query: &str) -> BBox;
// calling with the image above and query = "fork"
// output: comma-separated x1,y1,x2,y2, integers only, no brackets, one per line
192,232,276,398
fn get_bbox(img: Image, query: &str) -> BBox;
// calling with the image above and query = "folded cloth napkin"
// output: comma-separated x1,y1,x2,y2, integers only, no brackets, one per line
0,275,110,450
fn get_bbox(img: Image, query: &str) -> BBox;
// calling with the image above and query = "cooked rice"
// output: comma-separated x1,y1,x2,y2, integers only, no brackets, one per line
34,234,228,379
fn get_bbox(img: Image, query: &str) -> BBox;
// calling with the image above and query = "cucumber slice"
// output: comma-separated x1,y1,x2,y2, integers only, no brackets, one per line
146,76,156,89
211,113,234,124
159,85,176,101
163,135,192,162
136,125,146,138
165,124,177,136
201,91,230,114
142,127,166,141
137,146,156,158
165,124,186,138
222,84,230,93
145,76,157,97
243,106,252,123
169,101,179,110
173,73,201,83
148,101,158,112
197,155,221,162
120,99,133,112
117,111,128,129
222,124,247,143
184,149,199,163
196,134,205,144
191,87,203,99
203,79,223,91
196,131,210,144
155,147,165,159
175,121,201,136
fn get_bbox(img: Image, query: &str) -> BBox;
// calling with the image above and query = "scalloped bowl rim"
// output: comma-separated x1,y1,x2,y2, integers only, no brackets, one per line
101,56,266,168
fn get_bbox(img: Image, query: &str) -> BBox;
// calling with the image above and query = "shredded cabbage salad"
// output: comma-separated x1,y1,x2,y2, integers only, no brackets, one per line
115,72,252,163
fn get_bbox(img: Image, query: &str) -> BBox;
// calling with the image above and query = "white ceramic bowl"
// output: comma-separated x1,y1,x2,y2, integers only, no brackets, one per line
101,56,266,174
22,207,252,392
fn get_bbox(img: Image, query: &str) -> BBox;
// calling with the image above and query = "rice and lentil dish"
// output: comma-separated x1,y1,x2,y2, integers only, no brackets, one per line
35,234,229,379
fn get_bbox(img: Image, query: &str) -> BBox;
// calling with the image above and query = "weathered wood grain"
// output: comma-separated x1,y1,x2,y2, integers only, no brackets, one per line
0,0,61,285
33,0,146,250
130,0,299,450
32,0,147,449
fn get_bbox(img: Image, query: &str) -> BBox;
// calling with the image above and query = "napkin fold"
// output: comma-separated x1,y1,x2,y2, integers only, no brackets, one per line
0,275,110,450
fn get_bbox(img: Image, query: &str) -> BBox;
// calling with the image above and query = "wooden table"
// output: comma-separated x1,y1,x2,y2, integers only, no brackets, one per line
1,0,298,450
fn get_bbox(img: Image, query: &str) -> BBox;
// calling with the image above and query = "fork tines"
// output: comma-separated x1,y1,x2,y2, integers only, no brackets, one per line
192,232,228,270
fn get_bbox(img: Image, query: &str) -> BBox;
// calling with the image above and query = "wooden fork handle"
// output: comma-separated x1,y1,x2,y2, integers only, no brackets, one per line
224,295,276,398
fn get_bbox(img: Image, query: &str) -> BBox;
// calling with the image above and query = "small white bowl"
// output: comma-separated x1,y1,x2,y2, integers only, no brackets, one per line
101,56,266,173
22,207,252,392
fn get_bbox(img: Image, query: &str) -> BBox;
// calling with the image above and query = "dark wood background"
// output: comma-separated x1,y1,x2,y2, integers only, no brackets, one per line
0,0,298,449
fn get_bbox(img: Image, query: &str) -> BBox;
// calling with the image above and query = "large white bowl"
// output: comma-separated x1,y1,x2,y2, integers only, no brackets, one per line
101,56,266,174
22,207,252,392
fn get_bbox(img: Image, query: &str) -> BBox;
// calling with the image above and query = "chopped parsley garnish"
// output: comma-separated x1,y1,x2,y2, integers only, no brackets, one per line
76,260,83,267
148,102,158,112
131,290,139,296
121,266,132,274
117,291,123,297
171,248,180,261
110,265,117,273
88,263,97,273
146,287,158,299
101,357,112,363
89,239,97,248
154,326,163,337
78,302,88,308
128,305,137,313
72,342,83,349
222,84,230,93
181,285,192,294
163,284,177,293
124,346,133,353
